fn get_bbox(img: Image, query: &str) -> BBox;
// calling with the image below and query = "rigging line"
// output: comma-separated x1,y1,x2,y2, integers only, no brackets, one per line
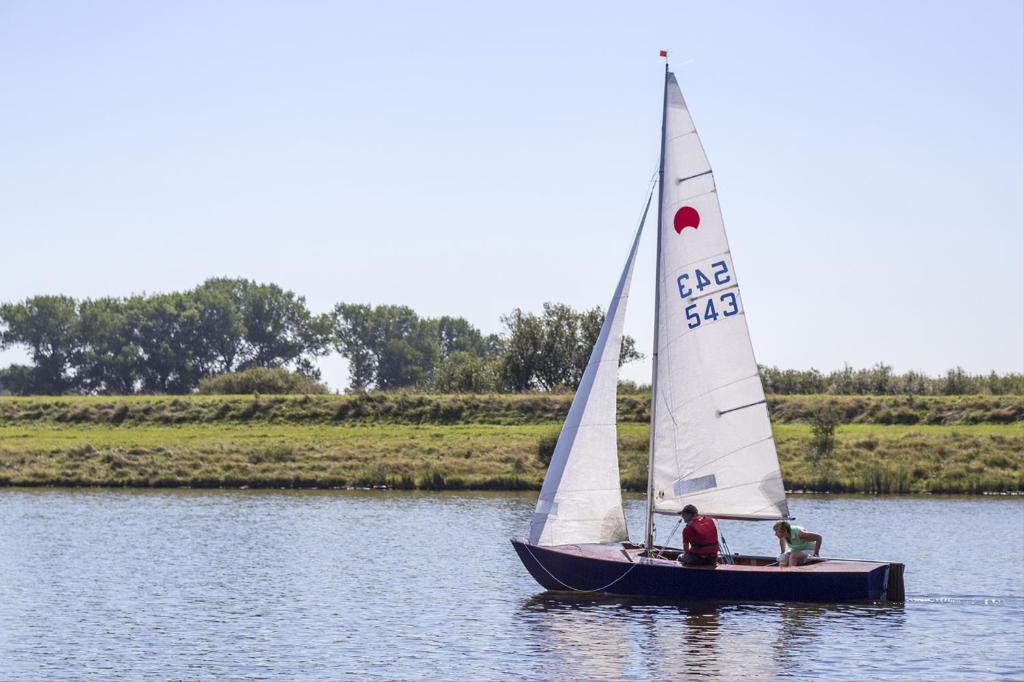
521,543,643,593
632,166,659,229
650,517,683,561
614,167,656,263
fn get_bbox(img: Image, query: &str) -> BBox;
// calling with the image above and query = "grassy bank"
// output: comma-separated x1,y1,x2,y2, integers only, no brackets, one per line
1,392,1021,426
0,395,1020,493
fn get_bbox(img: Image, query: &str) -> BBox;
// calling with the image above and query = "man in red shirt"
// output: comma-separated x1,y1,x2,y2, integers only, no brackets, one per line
681,504,719,566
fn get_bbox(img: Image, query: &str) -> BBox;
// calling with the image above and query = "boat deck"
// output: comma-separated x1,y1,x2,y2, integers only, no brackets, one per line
554,542,888,574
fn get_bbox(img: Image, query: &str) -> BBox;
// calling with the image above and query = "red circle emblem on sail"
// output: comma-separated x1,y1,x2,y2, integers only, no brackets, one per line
674,206,700,233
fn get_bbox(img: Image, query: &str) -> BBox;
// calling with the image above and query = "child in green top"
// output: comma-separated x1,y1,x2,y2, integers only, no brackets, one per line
772,521,823,567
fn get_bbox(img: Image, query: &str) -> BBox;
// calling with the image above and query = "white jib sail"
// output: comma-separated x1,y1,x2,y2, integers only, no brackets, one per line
528,212,647,546
650,72,789,520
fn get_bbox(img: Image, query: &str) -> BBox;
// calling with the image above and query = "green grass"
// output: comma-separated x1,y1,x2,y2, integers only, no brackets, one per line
773,423,1023,494
0,418,1019,493
0,394,1020,492
0,423,553,489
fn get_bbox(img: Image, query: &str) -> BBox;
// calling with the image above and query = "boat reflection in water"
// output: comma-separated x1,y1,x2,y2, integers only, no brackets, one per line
517,594,905,680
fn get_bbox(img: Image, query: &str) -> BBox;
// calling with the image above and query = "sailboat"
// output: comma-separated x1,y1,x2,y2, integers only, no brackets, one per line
511,60,905,603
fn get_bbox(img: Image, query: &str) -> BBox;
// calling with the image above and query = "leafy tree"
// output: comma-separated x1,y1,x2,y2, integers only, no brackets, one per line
377,336,436,389
332,306,500,390
436,315,498,360
500,308,545,391
433,351,502,393
185,279,330,381
943,366,971,395
865,362,894,394
77,297,144,394
575,305,641,385
375,307,438,389
332,303,378,389
500,303,642,391
191,278,247,374
536,303,582,389
0,295,82,393
759,366,826,394
332,304,441,390
896,370,930,396
235,281,330,374
758,364,1023,396
0,364,36,395
134,292,207,393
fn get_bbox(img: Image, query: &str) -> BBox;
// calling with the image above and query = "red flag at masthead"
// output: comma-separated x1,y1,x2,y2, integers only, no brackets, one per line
659,50,668,57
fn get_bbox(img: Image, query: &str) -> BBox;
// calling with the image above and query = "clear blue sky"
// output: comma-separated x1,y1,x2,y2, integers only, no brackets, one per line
1,1,1021,389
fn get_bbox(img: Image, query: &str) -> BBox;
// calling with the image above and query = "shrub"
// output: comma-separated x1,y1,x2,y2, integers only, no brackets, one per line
536,430,560,467
809,405,840,465
0,364,36,395
248,444,296,464
198,367,327,395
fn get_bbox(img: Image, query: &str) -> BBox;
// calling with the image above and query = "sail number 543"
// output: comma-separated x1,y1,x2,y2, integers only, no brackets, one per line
685,293,738,329
677,260,739,329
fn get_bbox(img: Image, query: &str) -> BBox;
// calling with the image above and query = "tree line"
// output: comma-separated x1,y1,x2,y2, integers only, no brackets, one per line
0,279,640,395
1,279,1019,396
758,364,1022,397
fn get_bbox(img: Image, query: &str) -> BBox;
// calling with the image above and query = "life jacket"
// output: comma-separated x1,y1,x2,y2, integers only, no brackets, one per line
685,516,719,556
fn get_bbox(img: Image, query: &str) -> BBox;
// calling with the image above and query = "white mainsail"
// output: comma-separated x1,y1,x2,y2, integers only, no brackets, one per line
528,206,648,546
649,72,789,520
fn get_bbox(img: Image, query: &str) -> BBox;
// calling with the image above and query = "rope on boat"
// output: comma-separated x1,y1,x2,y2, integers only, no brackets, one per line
521,542,644,593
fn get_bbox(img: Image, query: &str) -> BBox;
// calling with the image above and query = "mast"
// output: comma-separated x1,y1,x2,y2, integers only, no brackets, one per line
644,62,670,554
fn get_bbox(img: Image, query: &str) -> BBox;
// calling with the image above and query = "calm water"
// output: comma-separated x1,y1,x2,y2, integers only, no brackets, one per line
0,489,1021,680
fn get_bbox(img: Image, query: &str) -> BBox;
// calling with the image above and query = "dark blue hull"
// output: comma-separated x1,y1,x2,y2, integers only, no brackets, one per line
512,539,896,603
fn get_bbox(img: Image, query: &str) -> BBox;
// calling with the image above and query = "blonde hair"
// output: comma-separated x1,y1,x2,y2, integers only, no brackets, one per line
773,521,791,534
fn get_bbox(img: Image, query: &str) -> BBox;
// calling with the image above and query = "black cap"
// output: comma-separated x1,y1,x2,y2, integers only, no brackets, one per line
682,504,698,516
